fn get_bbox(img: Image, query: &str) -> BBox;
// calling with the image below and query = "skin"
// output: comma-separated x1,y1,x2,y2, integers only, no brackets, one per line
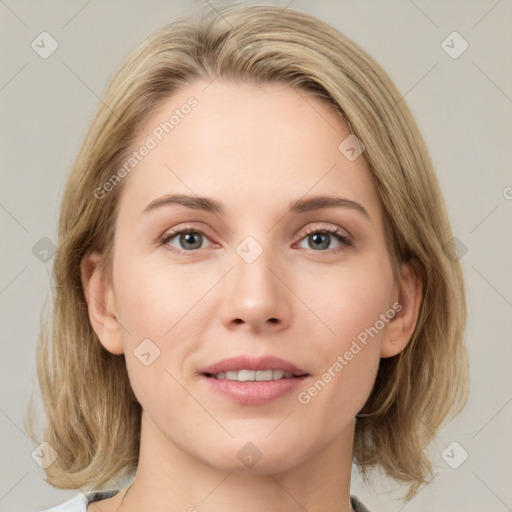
82,79,422,512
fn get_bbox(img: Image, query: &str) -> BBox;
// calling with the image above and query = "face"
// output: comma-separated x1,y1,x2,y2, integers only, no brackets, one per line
91,79,407,474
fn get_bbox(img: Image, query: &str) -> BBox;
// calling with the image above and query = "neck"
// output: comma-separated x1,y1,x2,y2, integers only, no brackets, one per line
117,411,356,512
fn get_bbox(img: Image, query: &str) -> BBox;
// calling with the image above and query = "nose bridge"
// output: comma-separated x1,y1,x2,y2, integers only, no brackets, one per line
233,234,282,302
220,233,291,330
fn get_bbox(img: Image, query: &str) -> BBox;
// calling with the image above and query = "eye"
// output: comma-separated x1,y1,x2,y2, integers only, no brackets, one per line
296,226,351,253
161,226,213,252
160,224,352,254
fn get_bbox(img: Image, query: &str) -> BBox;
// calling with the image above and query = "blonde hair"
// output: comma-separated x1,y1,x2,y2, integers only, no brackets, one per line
25,1,469,502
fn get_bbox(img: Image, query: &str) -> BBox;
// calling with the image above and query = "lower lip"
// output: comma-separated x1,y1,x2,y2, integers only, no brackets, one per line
202,375,309,405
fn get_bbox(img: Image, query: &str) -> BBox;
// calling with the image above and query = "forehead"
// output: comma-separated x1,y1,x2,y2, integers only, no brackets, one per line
117,79,383,222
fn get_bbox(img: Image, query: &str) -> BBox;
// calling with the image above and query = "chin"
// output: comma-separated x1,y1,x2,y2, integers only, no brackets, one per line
196,436,312,475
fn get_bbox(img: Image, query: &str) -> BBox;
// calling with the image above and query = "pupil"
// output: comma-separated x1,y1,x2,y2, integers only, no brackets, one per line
182,232,201,249
310,233,329,250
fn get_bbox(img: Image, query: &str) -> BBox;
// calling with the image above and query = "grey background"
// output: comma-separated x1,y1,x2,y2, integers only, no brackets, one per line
1,1,511,511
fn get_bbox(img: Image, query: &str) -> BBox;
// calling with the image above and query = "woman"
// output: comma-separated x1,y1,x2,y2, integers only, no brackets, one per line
26,2,469,511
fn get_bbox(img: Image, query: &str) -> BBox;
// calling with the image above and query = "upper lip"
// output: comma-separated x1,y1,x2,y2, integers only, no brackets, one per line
200,355,309,377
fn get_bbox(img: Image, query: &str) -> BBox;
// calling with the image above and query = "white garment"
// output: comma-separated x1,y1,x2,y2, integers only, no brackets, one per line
38,490,120,512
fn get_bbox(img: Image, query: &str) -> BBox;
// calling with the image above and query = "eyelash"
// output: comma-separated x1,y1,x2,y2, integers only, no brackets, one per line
159,224,352,255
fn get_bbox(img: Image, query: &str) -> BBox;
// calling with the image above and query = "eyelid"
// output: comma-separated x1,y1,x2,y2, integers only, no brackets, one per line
299,223,351,240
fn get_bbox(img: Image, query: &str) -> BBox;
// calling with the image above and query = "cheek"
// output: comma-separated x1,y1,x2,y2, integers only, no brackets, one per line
112,258,202,411
112,253,209,386
294,258,392,406
113,254,200,340
297,257,393,347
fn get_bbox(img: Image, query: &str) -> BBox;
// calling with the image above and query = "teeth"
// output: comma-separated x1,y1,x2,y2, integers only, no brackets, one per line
212,369,295,381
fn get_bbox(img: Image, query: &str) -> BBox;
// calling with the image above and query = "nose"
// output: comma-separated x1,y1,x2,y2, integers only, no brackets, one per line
219,247,292,334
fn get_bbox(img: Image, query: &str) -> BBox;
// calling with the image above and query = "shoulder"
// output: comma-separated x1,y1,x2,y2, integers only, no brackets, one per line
351,494,372,512
38,490,120,512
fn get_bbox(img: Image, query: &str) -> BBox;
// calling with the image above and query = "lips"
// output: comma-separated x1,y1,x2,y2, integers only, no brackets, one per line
200,355,308,377
199,355,310,405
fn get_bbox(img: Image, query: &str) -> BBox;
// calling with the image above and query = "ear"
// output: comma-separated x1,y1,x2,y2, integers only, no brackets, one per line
80,251,124,355
380,261,423,358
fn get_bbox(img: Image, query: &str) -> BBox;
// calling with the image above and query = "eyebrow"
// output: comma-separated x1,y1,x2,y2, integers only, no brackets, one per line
142,193,370,220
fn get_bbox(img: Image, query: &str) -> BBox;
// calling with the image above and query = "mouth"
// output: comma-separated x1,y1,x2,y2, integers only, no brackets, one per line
203,369,307,381
199,355,310,405
199,354,309,379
